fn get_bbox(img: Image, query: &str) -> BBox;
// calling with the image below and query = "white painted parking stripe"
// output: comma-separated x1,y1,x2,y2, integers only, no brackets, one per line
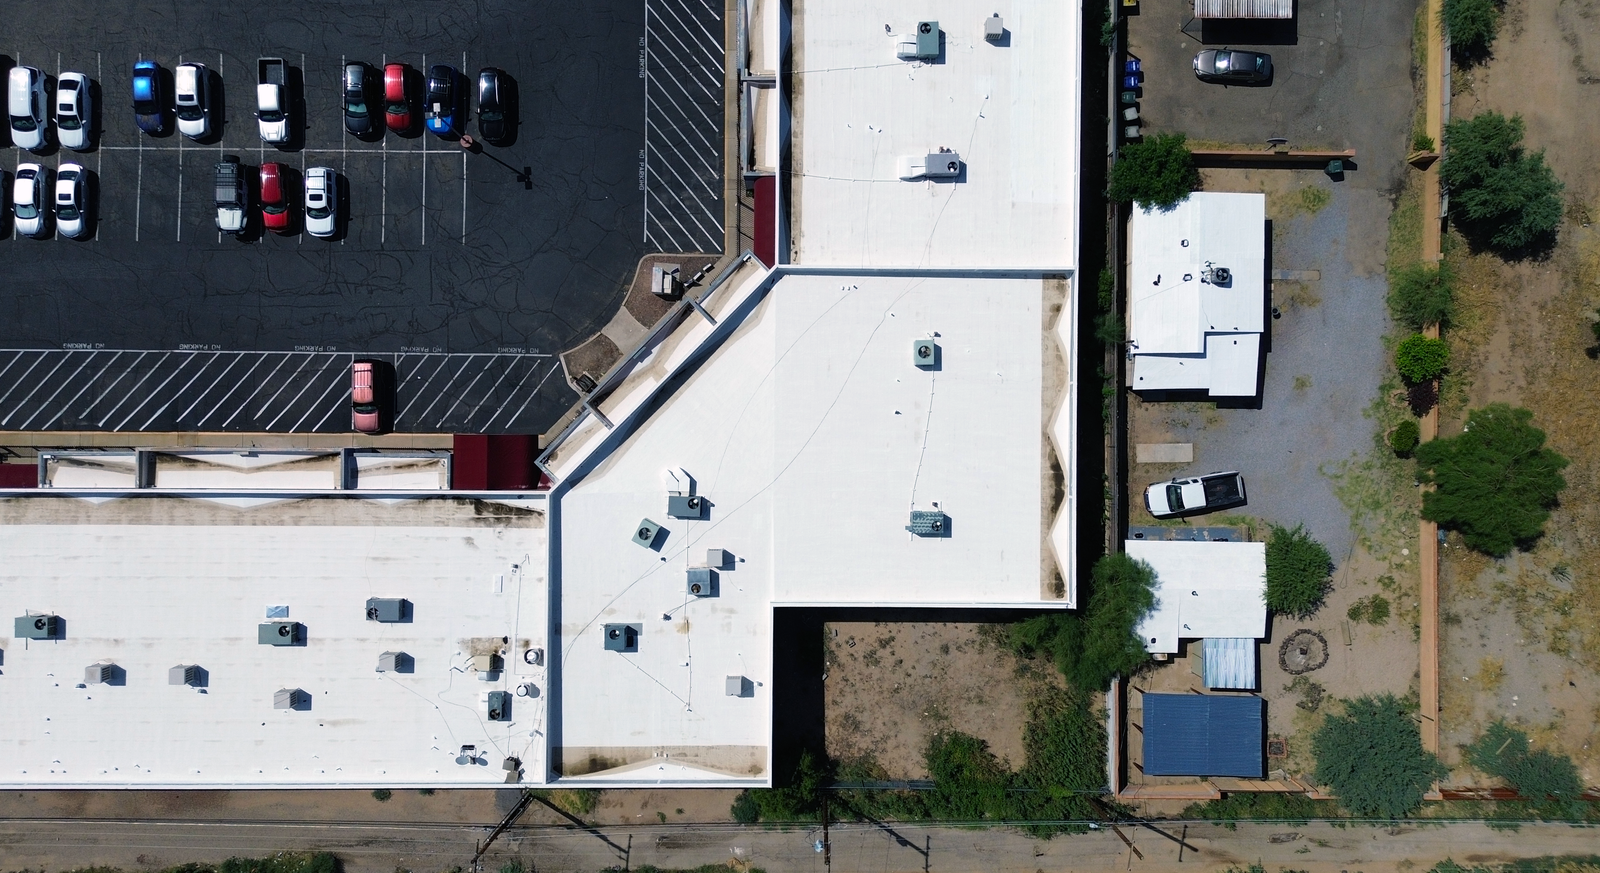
195,352,272,428
0,352,74,427
114,353,199,431
94,351,170,427
18,350,99,432
0,353,51,410
283,363,350,433
53,350,124,428
495,360,563,430
176,352,247,422
139,351,221,430
252,353,316,420
397,354,453,420
80,350,147,419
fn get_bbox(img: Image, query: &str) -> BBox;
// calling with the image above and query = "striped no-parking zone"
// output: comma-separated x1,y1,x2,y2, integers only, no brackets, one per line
643,0,726,254
0,350,567,434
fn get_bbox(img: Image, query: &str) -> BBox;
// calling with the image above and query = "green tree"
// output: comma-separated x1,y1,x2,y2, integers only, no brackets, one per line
1443,0,1503,61
1396,334,1451,383
1415,404,1568,556
1389,419,1421,457
1464,721,1583,814
1008,553,1158,692
1388,261,1456,331
1109,133,1199,211
731,749,831,822
1312,694,1447,818
1265,523,1333,618
1441,112,1564,256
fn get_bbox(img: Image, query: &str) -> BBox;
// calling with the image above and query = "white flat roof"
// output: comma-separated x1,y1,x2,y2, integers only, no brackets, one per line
1126,539,1266,654
1128,193,1266,395
0,495,549,788
791,0,1079,266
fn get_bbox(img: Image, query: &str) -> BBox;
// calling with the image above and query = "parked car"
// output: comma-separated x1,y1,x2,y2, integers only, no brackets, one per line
9,66,50,151
1144,471,1248,518
476,67,508,143
55,72,94,151
304,166,337,238
259,161,291,233
424,64,457,135
1192,48,1273,84
383,63,410,132
214,155,246,234
54,163,88,239
174,62,211,139
12,163,52,238
132,60,165,134
351,360,386,433
343,62,373,136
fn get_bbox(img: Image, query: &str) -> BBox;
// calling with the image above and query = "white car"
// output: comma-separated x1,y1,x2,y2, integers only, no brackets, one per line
12,163,52,238
304,167,337,238
8,66,50,152
55,72,94,151
54,163,88,239
174,63,210,139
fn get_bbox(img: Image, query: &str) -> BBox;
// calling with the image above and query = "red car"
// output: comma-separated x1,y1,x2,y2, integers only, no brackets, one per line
383,63,410,132
352,360,384,433
259,162,291,233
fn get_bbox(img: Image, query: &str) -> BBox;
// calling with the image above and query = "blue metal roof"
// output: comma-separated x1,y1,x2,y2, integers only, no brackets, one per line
1203,637,1258,690
1142,693,1264,777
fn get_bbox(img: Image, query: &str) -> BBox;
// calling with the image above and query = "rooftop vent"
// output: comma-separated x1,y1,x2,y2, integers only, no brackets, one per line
258,621,303,646
707,548,732,569
906,510,950,537
896,20,940,60
1202,263,1232,286
667,494,706,520
274,687,309,710
984,13,1005,42
486,690,511,721
604,623,640,653
688,567,719,597
169,664,202,686
377,651,414,673
15,613,60,640
472,653,502,677
912,338,940,369
84,661,116,684
632,518,664,548
365,597,411,623
726,675,754,697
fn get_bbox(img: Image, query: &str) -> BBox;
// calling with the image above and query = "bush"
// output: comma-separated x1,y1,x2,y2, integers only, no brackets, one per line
1415,404,1569,556
1109,133,1199,211
1312,694,1448,818
1347,594,1391,625
1407,380,1440,416
1464,721,1584,814
1181,791,1342,823
1441,112,1564,256
1389,420,1421,456
1265,523,1333,618
1443,0,1503,61
370,789,391,802
734,749,830,822
1388,261,1456,331
1412,132,1436,153
1396,334,1451,383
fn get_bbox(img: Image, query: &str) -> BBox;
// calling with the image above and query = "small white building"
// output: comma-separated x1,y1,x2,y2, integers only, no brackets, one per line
1127,539,1266,655
1127,192,1267,398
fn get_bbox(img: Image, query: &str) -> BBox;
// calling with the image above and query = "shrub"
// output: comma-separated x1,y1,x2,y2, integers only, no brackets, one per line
1347,594,1391,625
1097,267,1115,312
1312,694,1448,818
1396,334,1451,383
370,789,391,802
1415,404,1569,556
1109,133,1199,211
1008,553,1158,692
1094,312,1125,346
1388,261,1455,331
1443,0,1502,61
1412,132,1436,153
1265,524,1333,618
1464,721,1584,813
1389,420,1421,456
734,749,830,822
1407,380,1440,416
1441,112,1564,256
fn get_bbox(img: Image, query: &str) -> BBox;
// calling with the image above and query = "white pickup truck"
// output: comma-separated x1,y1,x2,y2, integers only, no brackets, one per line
1144,471,1247,518
214,156,245,233
255,57,289,143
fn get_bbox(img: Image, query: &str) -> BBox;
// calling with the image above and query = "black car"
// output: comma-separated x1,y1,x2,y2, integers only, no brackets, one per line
1192,48,1273,84
425,64,457,136
343,63,373,136
476,67,509,143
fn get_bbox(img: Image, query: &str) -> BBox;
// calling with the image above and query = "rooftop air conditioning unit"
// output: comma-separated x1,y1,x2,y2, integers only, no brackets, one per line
274,688,309,710
896,149,961,181
366,597,411,623
912,339,939,369
688,567,718,597
15,613,60,640
258,621,303,646
667,494,706,519
486,690,511,721
1202,263,1232,286
85,662,115,684
604,623,640,653
632,518,664,548
707,548,732,569
472,653,502,678
169,664,201,686
726,675,753,697
984,14,1005,42
652,263,684,300
896,21,940,60
906,510,950,537
377,651,413,673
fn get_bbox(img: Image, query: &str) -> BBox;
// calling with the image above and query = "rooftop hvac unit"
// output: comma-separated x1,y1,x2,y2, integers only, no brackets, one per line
906,510,950,537
984,13,1005,42
652,263,684,300
912,339,940,369
472,653,502,677
687,567,719,597
1202,263,1233,286
486,690,511,721
377,651,413,673
14,613,60,640
169,664,201,686
273,687,309,710
726,675,753,697
632,518,664,548
895,150,961,181
85,661,115,684
365,597,411,623
896,20,940,60
667,494,706,520
603,623,640,653
707,548,732,569
258,621,303,646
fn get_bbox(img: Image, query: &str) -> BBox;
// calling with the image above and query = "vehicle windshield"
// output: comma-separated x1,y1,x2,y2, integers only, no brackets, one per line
263,202,286,215
307,196,331,220
1165,484,1185,512
386,102,407,115
57,200,79,220
58,109,81,130
258,109,284,123
347,93,369,117
14,195,38,219
177,102,204,120
480,109,503,123
11,115,38,131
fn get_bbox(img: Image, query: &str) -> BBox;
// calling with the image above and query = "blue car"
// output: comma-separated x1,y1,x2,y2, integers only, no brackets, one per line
425,64,457,136
132,60,165,134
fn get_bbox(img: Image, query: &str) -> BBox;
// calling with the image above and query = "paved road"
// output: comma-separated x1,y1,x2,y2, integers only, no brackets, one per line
1,819,1596,873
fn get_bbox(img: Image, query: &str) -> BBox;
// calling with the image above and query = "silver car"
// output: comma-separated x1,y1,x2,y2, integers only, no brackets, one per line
56,72,94,151
12,163,52,238
304,167,338,238
8,66,50,151
1193,48,1273,84
55,163,89,239
175,63,211,139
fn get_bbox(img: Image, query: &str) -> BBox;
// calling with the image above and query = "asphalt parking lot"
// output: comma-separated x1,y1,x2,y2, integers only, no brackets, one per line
0,0,725,433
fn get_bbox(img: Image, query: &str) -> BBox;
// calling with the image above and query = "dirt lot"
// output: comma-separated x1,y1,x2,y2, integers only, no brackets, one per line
1433,0,1600,786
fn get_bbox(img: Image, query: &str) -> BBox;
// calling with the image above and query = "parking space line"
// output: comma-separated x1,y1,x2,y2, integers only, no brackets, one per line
196,353,272,428
95,351,169,427
80,350,147,420
289,366,352,433
265,360,336,431
0,353,50,411
495,360,563,430
138,351,220,430
16,350,96,431
96,52,102,242
462,50,469,244
176,54,184,245
53,350,124,429
397,355,452,420
176,352,246,421
113,354,198,431
341,54,347,247
420,53,427,247
252,353,315,420
381,53,388,245
0,353,72,427
300,53,307,247
439,358,491,425
654,0,725,68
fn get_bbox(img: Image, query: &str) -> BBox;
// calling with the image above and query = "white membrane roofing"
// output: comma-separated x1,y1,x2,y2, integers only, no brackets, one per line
1126,539,1267,654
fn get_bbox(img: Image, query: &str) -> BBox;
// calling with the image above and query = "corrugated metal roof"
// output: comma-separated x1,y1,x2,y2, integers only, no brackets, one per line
1194,0,1293,19
1142,693,1264,777
1203,637,1258,690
